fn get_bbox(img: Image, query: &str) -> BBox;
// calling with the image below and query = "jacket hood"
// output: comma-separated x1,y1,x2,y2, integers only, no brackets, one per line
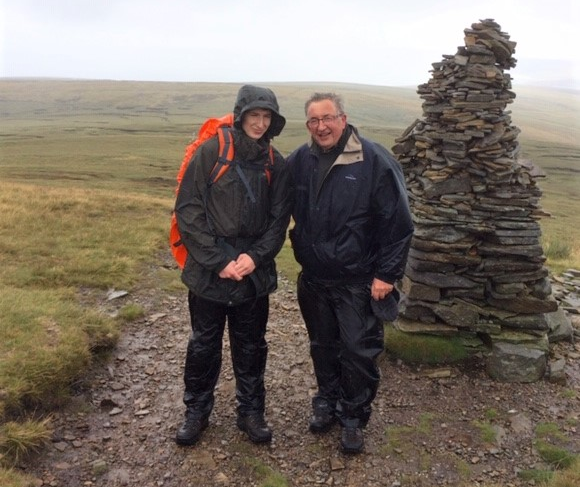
233,84,286,139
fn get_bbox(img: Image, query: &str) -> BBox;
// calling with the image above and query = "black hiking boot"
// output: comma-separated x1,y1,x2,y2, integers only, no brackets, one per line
175,415,209,446
340,426,364,454
309,405,337,433
236,414,272,443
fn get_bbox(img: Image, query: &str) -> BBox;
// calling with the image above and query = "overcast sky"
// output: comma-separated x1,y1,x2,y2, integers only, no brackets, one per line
1,0,578,89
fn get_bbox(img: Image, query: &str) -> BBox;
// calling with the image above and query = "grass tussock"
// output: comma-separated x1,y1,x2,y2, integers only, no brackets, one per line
382,413,436,457
536,422,568,441
542,235,575,275
536,441,578,470
154,267,186,293
384,326,468,364
245,457,289,487
543,237,572,261
535,423,578,470
517,423,580,486
117,303,145,322
547,457,580,487
0,467,38,487
473,420,497,444
519,458,580,487
0,417,52,466
0,286,117,416
518,469,555,482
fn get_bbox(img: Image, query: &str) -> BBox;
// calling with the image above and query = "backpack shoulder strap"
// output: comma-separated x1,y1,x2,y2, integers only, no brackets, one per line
264,145,275,185
207,127,235,185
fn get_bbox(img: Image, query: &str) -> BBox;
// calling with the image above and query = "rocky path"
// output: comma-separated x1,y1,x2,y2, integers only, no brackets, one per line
23,274,579,487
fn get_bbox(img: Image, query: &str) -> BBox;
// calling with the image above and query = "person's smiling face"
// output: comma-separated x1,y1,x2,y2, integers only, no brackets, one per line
305,99,346,151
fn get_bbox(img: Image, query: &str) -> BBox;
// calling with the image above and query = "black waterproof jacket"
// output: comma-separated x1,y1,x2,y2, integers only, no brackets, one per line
288,126,413,285
175,90,291,305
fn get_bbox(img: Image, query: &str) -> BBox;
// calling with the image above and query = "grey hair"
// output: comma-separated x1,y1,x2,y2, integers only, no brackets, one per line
304,92,345,116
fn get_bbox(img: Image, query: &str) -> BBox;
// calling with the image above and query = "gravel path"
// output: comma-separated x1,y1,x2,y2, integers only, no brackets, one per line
23,272,579,487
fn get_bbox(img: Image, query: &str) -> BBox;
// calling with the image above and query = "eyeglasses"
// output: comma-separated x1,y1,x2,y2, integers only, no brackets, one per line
306,114,343,129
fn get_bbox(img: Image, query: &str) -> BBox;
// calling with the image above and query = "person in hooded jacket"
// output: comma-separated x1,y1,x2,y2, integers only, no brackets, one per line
287,92,414,454
174,85,292,446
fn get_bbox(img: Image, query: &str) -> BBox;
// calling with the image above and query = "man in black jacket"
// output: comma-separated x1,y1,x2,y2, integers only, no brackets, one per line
287,92,413,454
174,85,292,446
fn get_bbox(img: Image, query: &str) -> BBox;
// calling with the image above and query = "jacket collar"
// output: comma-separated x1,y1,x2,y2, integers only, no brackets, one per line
308,124,363,166
334,125,364,166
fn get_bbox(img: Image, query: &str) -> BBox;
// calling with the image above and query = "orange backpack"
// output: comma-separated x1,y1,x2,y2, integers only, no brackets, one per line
169,113,274,269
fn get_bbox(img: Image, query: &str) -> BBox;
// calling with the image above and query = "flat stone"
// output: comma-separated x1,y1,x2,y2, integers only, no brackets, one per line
482,257,546,274
408,258,455,273
546,308,574,342
409,247,481,266
491,268,549,284
488,296,558,314
478,243,544,258
491,330,549,351
412,238,473,253
510,413,533,435
486,342,547,383
406,267,480,289
428,301,480,328
547,358,567,385
401,277,441,302
422,175,472,198
395,318,458,336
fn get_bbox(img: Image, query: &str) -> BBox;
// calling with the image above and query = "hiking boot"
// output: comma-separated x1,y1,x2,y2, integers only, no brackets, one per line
340,426,364,454
175,415,209,446
309,407,337,433
236,414,272,443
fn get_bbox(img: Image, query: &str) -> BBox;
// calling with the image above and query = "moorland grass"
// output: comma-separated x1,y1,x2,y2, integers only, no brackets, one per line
0,286,108,416
0,183,171,289
0,181,171,474
0,182,171,414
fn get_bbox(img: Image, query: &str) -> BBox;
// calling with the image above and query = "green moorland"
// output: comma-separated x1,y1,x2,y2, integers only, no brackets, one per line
0,79,579,484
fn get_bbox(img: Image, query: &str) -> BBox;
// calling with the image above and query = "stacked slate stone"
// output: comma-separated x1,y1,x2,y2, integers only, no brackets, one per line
392,19,561,382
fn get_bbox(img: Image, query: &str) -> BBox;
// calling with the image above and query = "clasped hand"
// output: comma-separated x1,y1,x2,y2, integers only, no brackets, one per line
218,253,256,281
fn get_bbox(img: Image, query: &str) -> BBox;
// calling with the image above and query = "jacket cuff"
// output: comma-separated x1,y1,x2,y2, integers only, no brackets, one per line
375,273,396,285
247,250,259,267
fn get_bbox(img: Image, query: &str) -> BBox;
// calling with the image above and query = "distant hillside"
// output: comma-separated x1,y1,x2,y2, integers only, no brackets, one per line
1,78,578,151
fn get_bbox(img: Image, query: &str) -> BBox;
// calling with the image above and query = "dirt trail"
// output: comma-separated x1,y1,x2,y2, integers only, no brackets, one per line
22,272,580,487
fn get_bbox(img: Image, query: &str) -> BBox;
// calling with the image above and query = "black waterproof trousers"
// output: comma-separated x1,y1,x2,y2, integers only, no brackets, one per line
182,291,269,419
297,274,384,428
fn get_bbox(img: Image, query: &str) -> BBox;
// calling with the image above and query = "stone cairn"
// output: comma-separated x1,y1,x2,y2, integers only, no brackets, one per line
391,19,571,382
